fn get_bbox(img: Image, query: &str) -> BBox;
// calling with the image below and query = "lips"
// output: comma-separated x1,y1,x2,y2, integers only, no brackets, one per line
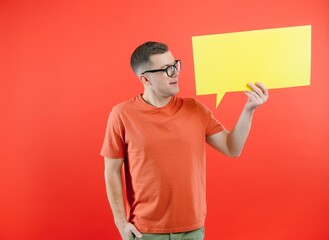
170,81,178,85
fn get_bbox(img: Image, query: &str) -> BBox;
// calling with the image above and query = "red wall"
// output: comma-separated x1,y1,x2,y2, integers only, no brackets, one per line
1,0,328,239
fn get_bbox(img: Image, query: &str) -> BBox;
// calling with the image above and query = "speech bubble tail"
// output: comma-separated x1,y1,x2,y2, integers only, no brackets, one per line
216,92,225,108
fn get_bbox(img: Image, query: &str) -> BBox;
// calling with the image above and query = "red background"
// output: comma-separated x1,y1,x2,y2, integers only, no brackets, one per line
1,0,329,239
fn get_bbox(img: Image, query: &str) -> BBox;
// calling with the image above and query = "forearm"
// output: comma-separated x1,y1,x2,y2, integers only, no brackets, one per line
104,158,142,240
104,168,127,225
226,106,254,156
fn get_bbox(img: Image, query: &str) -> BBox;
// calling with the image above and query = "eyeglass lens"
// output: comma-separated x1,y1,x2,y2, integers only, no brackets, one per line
167,61,181,77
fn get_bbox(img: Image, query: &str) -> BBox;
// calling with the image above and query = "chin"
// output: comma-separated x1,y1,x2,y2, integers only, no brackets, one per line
171,89,179,96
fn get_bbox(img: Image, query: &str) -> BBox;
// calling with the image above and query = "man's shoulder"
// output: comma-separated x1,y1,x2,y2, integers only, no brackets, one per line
106,96,141,121
112,95,140,112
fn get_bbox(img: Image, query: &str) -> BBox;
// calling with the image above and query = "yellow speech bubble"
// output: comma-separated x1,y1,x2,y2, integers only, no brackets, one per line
192,25,312,107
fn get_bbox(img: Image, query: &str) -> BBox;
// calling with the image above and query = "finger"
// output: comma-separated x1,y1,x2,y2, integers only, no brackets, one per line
255,82,269,98
248,82,268,102
247,82,264,96
129,225,143,238
245,91,264,104
245,91,260,103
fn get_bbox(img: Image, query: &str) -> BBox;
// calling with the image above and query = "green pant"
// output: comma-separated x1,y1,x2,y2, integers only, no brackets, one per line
130,227,204,240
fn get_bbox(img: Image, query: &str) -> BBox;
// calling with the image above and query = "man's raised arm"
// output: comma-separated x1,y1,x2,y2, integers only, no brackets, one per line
206,82,269,157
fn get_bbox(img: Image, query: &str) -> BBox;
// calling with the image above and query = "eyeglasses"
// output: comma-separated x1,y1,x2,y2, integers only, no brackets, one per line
141,60,182,78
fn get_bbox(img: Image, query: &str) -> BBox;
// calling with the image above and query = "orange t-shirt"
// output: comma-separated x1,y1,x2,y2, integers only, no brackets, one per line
101,95,223,233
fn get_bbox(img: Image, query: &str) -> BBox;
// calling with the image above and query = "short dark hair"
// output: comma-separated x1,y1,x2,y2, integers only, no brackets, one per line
130,41,168,74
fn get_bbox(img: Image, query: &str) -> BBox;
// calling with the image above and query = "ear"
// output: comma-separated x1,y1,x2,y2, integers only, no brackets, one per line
138,75,152,86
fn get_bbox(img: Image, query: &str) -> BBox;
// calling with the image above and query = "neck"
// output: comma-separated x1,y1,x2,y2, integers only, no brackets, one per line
141,92,173,108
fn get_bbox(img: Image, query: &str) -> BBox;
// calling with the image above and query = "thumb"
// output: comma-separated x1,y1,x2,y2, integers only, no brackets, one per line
129,224,143,238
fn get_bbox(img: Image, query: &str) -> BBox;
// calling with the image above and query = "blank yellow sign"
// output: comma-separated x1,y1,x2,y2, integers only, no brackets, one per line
192,25,312,107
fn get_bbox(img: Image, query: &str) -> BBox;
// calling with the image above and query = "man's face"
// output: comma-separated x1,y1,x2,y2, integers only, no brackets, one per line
142,51,180,98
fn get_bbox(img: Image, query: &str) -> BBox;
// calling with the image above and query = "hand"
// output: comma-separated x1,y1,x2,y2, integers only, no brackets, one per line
116,221,142,240
244,82,269,111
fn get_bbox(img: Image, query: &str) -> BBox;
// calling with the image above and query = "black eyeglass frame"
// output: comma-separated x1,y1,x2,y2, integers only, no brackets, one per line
141,60,182,77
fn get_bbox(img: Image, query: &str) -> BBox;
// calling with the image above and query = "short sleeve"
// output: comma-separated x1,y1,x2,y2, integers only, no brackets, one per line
194,99,224,136
100,106,126,158
205,111,224,136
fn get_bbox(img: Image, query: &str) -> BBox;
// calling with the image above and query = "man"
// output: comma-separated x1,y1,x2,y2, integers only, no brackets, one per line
101,41,268,240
